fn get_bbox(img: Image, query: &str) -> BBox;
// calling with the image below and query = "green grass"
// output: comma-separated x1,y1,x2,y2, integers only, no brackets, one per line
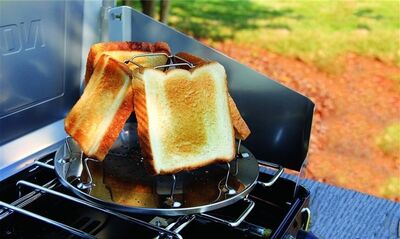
160,0,400,72
376,123,400,158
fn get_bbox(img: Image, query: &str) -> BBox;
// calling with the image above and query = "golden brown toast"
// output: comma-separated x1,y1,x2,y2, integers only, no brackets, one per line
65,55,133,160
175,52,251,140
85,41,171,85
132,62,236,175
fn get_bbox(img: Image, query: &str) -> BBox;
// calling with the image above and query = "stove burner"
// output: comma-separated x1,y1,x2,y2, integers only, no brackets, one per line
0,152,310,239
55,133,259,216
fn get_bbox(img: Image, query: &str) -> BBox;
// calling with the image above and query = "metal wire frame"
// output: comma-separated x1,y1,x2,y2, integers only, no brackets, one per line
124,52,195,70
0,160,184,239
14,180,184,239
0,200,96,239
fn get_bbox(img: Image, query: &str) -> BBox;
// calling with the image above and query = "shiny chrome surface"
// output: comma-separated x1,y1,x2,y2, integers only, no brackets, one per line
0,0,104,181
15,180,183,239
154,215,196,239
200,197,255,227
0,1,84,145
54,125,259,216
0,120,65,181
0,150,311,239
76,156,96,190
257,161,285,187
0,177,58,220
164,174,182,208
301,207,311,231
0,200,96,239
32,160,55,170
124,52,195,69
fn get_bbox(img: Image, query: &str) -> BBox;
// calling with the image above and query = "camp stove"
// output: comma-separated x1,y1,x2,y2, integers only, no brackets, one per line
0,1,315,238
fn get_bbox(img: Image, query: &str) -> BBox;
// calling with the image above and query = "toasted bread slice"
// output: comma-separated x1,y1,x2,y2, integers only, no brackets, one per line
85,41,171,85
227,95,251,140
176,52,251,140
132,62,235,175
65,55,133,160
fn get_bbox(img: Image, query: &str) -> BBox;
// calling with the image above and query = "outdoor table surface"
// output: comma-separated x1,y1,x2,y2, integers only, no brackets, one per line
297,176,399,239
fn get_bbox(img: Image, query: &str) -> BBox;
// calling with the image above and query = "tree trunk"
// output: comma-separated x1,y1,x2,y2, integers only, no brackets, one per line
159,0,171,24
121,0,135,7
140,0,156,18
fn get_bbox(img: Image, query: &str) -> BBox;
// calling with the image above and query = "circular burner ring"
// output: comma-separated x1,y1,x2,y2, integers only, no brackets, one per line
54,123,259,216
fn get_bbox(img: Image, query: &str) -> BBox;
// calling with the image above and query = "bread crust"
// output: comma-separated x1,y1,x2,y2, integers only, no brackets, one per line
132,78,158,175
85,41,171,85
132,63,236,175
227,95,251,140
65,55,133,160
175,52,210,68
175,52,251,140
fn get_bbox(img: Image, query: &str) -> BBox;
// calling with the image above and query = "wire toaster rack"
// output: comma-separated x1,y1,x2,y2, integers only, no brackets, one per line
0,53,286,239
0,152,287,239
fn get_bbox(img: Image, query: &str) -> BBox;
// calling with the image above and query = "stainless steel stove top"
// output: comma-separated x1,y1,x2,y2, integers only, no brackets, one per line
0,1,315,238
0,151,310,239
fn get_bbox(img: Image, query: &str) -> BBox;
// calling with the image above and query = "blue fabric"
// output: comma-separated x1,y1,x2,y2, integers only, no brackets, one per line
278,171,400,239
301,178,399,239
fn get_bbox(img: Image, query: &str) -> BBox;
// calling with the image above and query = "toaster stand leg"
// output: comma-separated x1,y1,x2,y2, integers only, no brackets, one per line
164,174,182,208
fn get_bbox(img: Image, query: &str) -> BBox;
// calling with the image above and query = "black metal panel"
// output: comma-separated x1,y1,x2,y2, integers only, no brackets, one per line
0,1,83,144
0,157,310,239
125,9,314,171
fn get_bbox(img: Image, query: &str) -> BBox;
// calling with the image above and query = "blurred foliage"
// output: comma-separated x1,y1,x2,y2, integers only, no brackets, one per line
376,123,400,158
379,177,400,200
169,0,294,40
164,0,400,72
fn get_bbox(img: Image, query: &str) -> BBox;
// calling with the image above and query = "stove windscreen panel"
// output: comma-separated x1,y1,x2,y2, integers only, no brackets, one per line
113,7,315,171
0,0,84,145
